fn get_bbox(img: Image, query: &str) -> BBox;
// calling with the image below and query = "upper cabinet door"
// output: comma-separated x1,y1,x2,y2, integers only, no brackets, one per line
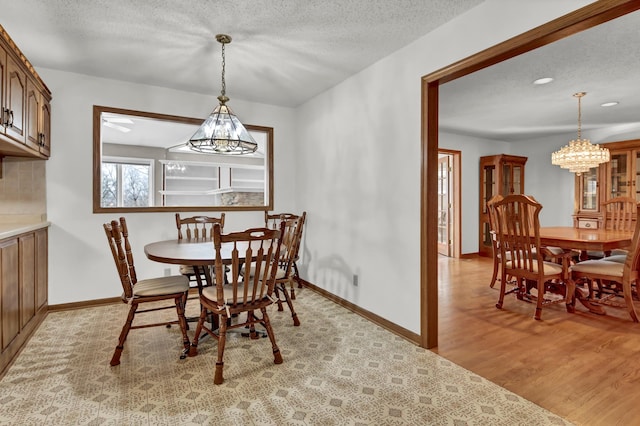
0,47,6,134
25,78,40,151
4,55,26,144
39,97,51,157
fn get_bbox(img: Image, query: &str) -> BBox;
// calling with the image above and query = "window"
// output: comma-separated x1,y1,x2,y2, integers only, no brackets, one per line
101,157,153,208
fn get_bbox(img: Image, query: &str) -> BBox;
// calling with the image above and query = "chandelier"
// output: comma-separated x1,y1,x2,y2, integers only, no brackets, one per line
551,92,609,175
188,34,258,155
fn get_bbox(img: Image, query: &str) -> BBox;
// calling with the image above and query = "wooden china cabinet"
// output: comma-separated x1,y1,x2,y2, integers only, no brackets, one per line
573,139,640,228
478,154,527,257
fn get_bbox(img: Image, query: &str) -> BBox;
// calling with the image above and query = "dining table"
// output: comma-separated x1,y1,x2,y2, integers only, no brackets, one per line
144,238,272,334
539,226,634,315
539,226,633,261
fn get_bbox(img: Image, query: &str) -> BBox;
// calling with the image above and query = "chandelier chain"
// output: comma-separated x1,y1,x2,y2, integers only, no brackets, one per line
220,41,226,98
577,93,582,140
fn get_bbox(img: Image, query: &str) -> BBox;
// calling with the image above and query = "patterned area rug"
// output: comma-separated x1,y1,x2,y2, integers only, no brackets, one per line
0,288,572,425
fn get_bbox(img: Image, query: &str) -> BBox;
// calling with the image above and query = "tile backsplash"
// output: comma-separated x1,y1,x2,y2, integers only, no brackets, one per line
0,157,46,216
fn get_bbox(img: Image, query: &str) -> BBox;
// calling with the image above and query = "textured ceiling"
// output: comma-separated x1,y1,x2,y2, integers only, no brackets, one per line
440,9,640,142
0,0,482,107
2,1,638,143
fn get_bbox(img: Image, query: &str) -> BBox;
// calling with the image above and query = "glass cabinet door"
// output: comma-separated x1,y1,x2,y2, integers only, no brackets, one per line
502,164,511,194
609,152,629,198
512,165,522,194
482,165,496,247
580,167,599,210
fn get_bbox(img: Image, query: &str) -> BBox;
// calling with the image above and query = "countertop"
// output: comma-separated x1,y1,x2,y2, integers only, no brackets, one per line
0,215,51,240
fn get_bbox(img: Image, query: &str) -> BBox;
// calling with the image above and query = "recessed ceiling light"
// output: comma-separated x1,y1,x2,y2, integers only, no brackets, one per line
601,101,619,107
533,77,554,85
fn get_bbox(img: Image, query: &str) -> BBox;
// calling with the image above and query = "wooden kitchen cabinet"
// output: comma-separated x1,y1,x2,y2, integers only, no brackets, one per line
478,154,527,256
0,226,48,375
0,24,52,159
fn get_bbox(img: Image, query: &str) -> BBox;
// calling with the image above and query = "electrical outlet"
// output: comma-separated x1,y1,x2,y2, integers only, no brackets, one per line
164,268,171,277
353,274,358,286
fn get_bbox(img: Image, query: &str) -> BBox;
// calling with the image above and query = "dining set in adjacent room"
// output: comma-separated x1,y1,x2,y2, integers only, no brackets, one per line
102,211,306,385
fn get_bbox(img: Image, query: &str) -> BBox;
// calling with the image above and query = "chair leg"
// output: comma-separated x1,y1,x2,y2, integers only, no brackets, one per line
496,269,507,309
188,305,209,357
214,315,228,385
489,257,499,288
110,303,138,366
273,286,284,311
533,281,545,320
294,262,302,289
174,294,191,357
278,281,300,326
260,307,283,365
622,279,639,322
565,278,576,313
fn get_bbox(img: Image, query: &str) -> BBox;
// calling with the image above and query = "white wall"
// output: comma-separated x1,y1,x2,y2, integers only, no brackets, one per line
439,132,509,254
294,0,593,333
39,0,596,329
40,68,297,304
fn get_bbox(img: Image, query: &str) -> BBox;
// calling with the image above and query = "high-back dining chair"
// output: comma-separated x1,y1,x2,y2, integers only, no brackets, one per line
493,195,572,320
587,197,637,261
602,196,637,231
568,203,640,322
175,213,226,285
103,217,191,366
487,195,504,288
188,223,285,385
246,212,306,326
265,211,307,296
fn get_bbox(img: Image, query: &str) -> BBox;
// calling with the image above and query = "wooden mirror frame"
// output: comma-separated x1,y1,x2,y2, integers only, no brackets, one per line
93,105,274,213
420,0,640,348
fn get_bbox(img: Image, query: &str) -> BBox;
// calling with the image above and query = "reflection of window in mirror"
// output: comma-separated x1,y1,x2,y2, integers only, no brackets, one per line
93,105,273,213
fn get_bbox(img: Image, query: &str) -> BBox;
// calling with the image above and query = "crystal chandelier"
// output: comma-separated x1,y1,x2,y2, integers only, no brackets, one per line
551,92,609,175
188,34,258,155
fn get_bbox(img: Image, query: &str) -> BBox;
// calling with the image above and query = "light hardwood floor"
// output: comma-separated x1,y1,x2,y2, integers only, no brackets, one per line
434,254,640,426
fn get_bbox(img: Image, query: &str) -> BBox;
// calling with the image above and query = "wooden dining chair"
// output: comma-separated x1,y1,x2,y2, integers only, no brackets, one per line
602,196,637,231
245,213,306,326
486,195,504,288
103,217,191,366
188,223,285,385
265,211,307,295
175,213,226,285
488,195,571,289
568,203,640,322
493,195,572,320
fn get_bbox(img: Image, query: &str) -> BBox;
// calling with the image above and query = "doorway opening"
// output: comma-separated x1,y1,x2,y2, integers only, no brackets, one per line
437,149,461,258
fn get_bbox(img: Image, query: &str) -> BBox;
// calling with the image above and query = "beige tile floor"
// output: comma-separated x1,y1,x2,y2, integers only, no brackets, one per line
0,289,572,425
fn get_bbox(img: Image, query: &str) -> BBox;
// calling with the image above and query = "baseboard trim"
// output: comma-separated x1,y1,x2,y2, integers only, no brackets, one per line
299,278,421,346
48,296,122,312
46,282,421,346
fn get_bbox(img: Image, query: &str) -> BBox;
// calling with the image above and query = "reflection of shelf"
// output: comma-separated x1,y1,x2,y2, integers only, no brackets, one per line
165,176,217,181
159,186,264,196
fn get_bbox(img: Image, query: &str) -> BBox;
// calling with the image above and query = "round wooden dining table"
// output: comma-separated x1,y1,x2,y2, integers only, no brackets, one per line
145,239,218,267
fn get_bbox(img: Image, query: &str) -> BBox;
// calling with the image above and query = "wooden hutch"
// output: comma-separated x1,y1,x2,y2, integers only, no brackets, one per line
478,154,527,257
574,139,640,228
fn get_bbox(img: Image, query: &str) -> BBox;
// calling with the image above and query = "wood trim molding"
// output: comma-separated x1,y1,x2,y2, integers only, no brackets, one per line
298,279,422,346
421,0,640,349
48,296,122,312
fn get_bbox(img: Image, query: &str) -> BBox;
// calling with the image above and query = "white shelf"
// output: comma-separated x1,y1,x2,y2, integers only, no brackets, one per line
165,176,218,181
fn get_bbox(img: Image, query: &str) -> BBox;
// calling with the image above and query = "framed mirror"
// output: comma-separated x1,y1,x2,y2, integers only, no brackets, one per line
93,105,273,213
